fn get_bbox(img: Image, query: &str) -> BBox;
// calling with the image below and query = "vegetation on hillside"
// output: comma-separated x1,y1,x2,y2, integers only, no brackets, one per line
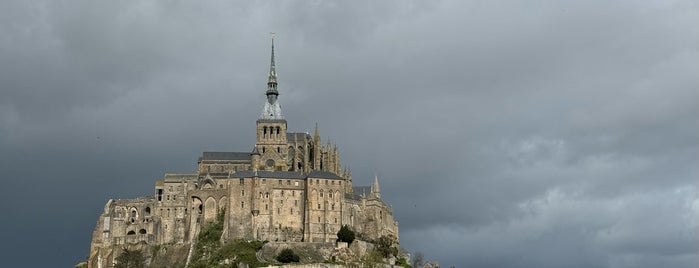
276,248,300,263
189,210,267,268
115,247,146,268
336,225,355,244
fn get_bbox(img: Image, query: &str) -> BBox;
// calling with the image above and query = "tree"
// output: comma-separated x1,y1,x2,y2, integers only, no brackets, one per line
276,248,300,263
115,247,145,268
411,251,424,268
336,224,355,244
375,236,397,258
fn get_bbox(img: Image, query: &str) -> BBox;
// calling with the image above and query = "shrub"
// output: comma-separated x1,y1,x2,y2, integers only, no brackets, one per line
115,247,145,268
276,248,300,263
336,224,355,244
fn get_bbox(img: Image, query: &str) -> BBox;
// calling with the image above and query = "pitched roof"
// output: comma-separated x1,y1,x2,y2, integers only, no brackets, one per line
287,132,311,142
199,151,251,161
231,170,306,179
353,186,372,197
308,170,344,179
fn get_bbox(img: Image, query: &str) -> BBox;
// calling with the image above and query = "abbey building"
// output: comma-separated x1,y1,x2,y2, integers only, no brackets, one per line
87,38,399,267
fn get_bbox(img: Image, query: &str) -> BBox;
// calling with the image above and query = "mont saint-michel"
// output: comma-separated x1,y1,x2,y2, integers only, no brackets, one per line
85,37,401,268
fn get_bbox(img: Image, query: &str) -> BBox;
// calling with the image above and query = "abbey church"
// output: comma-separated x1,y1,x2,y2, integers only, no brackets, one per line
87,38,399,267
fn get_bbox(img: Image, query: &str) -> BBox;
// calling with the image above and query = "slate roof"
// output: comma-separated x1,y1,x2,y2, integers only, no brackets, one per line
199,151,251,161
228,170,344,180
308,170,344,179
287,132,311,142
231,170,306,179
353,186,372,197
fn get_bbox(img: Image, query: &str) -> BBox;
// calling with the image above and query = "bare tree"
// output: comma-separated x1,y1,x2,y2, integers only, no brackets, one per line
412,251,424,268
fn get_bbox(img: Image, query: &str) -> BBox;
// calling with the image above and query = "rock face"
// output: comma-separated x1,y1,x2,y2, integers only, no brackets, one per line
86,39,399,268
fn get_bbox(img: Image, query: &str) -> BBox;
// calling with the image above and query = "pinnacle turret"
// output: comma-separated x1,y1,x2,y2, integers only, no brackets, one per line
371,175,381,198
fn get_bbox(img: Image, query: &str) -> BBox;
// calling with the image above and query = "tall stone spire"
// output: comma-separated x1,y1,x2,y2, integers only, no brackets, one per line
266,33,278,97
260,33,283,120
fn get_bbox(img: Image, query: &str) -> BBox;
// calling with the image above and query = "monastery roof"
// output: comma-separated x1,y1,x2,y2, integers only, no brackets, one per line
287,132,311,142
232,170,306,179
199,151,251,161
353,186,372,197
308,170,344,179
228,170,344,180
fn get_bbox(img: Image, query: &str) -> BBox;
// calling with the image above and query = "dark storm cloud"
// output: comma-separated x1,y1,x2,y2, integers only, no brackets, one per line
0,0,696,267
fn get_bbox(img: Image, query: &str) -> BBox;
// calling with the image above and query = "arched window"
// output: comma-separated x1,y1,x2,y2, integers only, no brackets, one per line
263,126,267,137
127,230,136,235
144,207,151,216
320,190,324,198
139,229,147,234
131,209,137,218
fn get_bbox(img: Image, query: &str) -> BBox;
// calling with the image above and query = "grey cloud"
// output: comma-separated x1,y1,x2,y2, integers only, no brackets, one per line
0,0,696,267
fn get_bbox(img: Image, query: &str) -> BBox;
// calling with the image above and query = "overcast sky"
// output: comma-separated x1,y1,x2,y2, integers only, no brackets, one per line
0,1,697,267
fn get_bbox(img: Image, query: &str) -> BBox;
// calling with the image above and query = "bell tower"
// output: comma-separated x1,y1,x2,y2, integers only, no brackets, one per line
255,33,288,171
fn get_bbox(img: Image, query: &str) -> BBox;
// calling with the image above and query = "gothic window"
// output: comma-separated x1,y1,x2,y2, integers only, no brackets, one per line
329,192,333,198
131,210,137,218
241,201,245,208
277,147,281,153
144,207,151,216
262,147,266,153
320,190,323,198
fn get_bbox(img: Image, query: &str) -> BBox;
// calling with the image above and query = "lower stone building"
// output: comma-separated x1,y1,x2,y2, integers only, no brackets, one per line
87,37,398,268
